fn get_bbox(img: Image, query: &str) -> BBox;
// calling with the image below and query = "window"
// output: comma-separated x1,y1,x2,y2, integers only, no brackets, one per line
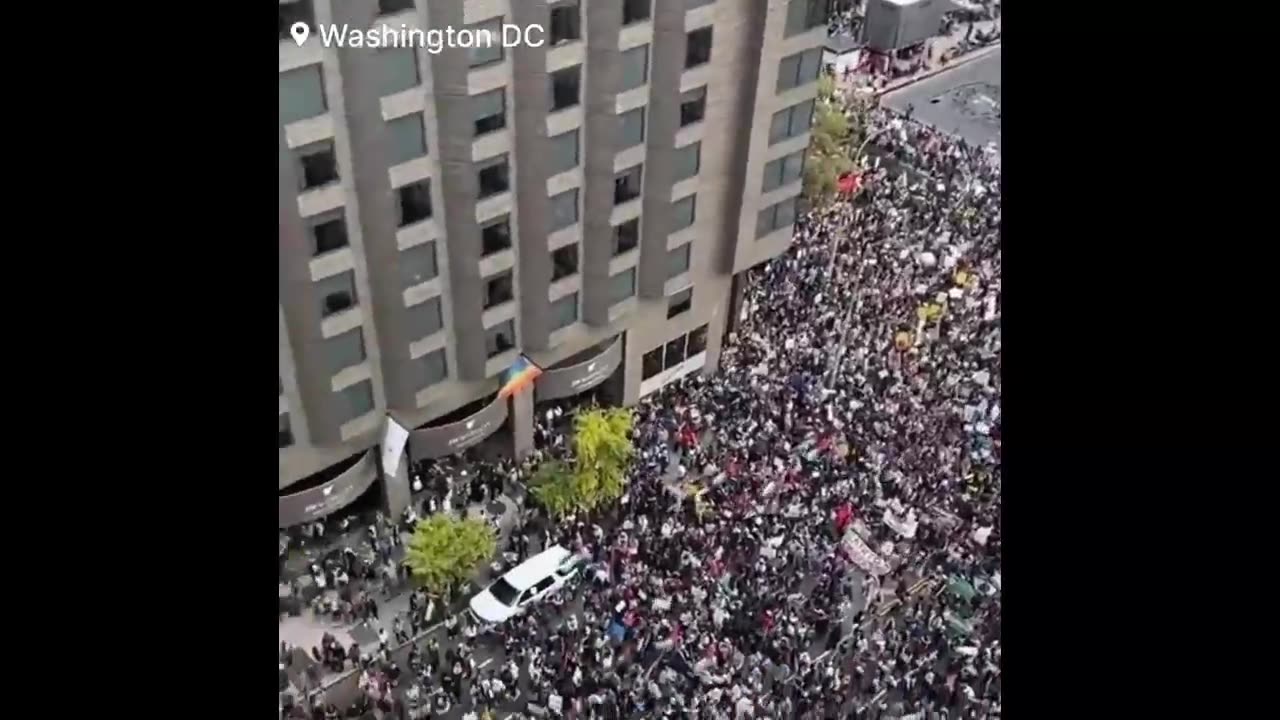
613,218,640,256
687,324,708,356
485,271,514,309
280,64,327,124
667,243,691,279
620,45,649,91
671,194,696,231
397,179,433,227
667,288,692,319
550,65,581,112
387,114,427,165
777,48,823,93
614,165,643,205
769,99,815,145
549,1,581,45
763,150,806,192
549,188,579,231
617,107,646,149
485,320,516,358
326,328,367,376
679,86,706,127
378,0,414,15
279,0,314,40
551,244,579,281
551,293,578,330
400,242,438,288
407,297,443,339
481,216,513,256
415,348,448,389
685,27,713,68
785,0,829,38
279,413,294,448
622,0,651,25
468,18,504,67
310,212,348,256
477,154,510,199
549,129,579,175
376,48,420,97
297,141,338,190
338,380,375,421
756,196,799,237
665,335,688,368
317,271,357,317
642,348,663,379
673,142,701,181
609,267,636,305
472,89,506,136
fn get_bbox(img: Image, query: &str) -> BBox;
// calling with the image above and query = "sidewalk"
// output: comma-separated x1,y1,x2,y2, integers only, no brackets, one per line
836,17,1002,97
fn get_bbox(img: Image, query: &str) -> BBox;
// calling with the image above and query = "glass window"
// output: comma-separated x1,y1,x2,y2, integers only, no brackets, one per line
309,212,348,256
378,0,414,14
400,242,437,288
665,335,688,368
473,88,506,136
338,380,375,422
756,196,799,237
620,45,649,91
397,179,432,227
763,150,806,192
667,243,691,279
777,48,822,92
549,188,579,231
671,194,696,231
376,48,419,96
407,297,443,340
614,165,643,205
477,154,510,199
673,142,701,181
280,1,315,40
317,271,358,317
481,216,512,256
687,324,708,356
297,141,338,190
642,348,664,379
280,64,327,125
415,348,448,389
549,129,579,175
550,65,581,112
485,271,514,309
387,114,427,165
549,1,581,45
279,412,294,448
485,320,516,358
679,86,706,127
613,218,640,256
608,268,636,305
667,288,692,319
784,0,829,38
551,244,579,281
617,107,646,149
551,292,578,330
768,99,814,145
685,27,713,69
326,328,367,376
468,18,504,67
623,0,651,25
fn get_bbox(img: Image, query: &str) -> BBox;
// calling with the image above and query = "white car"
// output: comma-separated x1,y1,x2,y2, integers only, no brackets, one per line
469,545,586,624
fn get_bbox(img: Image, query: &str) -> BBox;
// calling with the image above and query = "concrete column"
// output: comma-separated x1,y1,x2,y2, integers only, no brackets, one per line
510,389,536,460
382,451,412,519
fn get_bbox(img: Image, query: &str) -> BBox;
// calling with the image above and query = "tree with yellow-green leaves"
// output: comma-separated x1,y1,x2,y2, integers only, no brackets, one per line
403,514,496,598
531,407,635,519
804,74,873,206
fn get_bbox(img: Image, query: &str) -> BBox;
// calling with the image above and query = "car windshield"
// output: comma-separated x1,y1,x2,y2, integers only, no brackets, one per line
488,577,520,606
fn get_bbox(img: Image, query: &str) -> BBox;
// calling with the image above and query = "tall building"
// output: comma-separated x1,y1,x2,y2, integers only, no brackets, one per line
278,0,829,527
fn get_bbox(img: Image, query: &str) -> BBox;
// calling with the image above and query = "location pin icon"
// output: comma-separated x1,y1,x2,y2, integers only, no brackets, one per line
290,22,310,47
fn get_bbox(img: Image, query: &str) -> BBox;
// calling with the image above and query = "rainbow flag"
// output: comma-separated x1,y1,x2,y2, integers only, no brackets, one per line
497,354,543,399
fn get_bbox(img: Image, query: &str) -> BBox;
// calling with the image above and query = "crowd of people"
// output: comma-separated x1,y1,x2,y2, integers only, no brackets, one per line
281,94,1001,719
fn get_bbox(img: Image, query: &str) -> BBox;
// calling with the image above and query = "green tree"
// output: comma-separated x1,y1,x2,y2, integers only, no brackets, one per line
804,74,873,206
531,407,635,519
403,514,497,597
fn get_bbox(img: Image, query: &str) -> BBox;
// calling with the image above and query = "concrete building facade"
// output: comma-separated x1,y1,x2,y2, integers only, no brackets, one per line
278,0,829,526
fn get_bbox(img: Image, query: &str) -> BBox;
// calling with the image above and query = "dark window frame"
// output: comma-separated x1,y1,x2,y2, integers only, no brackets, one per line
608,267,637,306
549,65,582,112
679,86,707,127
484,320,517,358
468,17,506,68
613,164,644,205
472,88,507,137
667,243,692,280
397,178,433,227
777,48,822,93
549,1,582,46
480,215,513,256
296,140,339,191
279,0,316,40
671,194,696,232
400,241,438,288
685,27,713,69
477,154,511,199
612,218,640,256
550,292,579,330
784,0,829,38
309,210,349,257
318,270,358,317
417,347,449,389
279,412,294,448
338,380,376,422
551,244,579,282
622,0,651,26
377,0,415,16
484,271,515,310
667,288,693,319
673,142,701,181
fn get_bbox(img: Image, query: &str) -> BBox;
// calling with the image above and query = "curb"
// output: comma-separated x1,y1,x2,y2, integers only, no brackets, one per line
875,42,1002,98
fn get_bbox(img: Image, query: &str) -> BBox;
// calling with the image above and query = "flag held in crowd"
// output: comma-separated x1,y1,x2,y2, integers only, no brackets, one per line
497,354,543,399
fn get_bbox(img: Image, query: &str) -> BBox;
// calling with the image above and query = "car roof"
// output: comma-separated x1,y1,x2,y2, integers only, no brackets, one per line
501,545,573,590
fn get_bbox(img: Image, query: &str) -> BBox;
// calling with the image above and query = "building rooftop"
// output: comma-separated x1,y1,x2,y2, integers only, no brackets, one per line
881,48,1001,149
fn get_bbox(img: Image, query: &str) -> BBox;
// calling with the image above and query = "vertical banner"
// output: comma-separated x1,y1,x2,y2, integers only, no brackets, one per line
381,414,410,479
